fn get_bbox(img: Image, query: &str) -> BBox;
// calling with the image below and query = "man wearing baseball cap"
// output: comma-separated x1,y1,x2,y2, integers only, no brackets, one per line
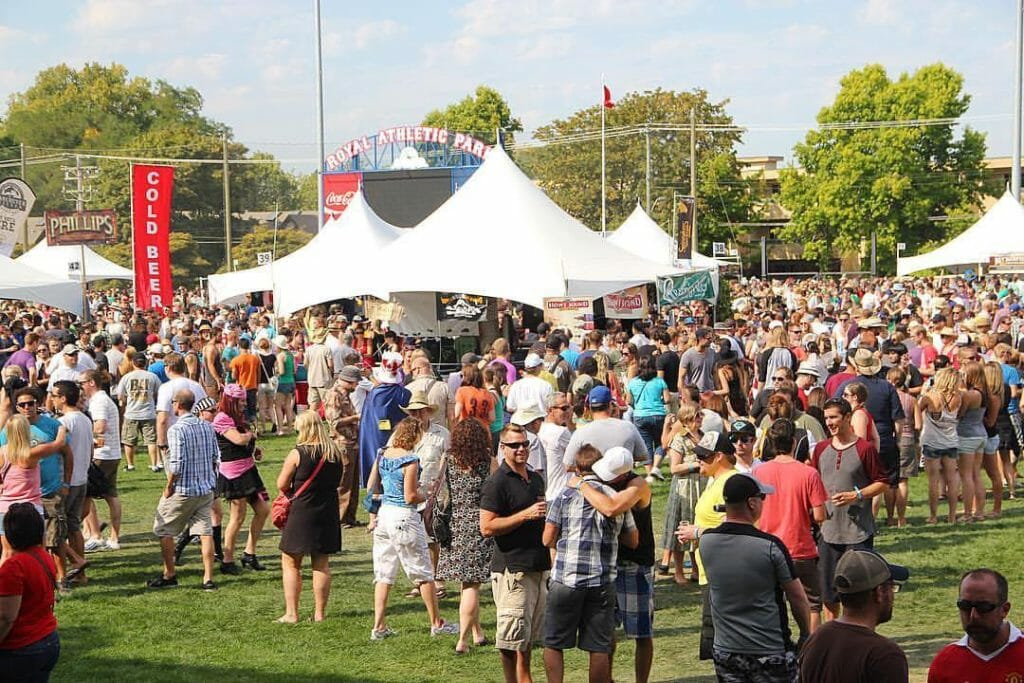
573,446,656,683
699,472,811,682
563,386,648,469
507,353,553,420
800,549,909,681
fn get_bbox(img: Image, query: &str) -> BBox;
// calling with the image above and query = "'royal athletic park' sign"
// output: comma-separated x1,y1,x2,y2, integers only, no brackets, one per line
658,271,717,306
325,126,491,171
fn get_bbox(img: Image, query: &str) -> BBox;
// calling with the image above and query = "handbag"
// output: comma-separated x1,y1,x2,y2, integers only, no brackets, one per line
422,457,452,547
271,449,327,530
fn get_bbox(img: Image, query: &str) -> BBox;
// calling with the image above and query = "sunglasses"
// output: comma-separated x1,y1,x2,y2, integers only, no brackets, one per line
957,599,999,614
772,376,786,382
501,441,529,451
16,400,37,408
552,405,572,411
733,435,756,444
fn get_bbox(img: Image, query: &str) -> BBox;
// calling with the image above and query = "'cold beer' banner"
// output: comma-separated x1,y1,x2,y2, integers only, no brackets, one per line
132,164,174,310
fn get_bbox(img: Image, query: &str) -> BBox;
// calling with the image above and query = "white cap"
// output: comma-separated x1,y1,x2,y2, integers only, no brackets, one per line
510,407,545,426
524,353,544,369
592,446,636,482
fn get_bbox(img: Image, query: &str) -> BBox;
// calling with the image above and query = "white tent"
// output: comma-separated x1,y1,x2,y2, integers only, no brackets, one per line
273,192,404,314
898,191,1024,276
0,254,84,314
16,241,133,282
363,146,680,309
608,203,725,272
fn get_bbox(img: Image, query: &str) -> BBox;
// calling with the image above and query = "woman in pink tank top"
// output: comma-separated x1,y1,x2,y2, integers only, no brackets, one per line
0,414,46,563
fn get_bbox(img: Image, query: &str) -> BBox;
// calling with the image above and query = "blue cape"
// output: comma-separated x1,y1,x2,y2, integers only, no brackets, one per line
358,383,411,487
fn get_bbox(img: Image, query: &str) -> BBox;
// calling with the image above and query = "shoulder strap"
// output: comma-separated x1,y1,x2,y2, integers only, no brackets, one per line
291,447,328,500
26,547,58,592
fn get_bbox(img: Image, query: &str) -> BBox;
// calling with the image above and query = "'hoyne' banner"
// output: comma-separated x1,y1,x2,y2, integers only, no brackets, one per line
132,164,174,310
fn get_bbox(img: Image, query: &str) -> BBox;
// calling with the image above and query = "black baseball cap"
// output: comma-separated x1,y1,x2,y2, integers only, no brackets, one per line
722,473,775,504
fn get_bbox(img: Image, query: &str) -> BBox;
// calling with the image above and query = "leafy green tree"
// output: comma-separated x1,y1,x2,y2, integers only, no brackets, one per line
422,86,523,145
519,88,752,252
296,172,319,211
220,226,312,272
778,63,992,270
234,152,300,211
96,231,211,284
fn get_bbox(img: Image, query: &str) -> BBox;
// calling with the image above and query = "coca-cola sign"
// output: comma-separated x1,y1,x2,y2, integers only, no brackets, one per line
322,172,363,220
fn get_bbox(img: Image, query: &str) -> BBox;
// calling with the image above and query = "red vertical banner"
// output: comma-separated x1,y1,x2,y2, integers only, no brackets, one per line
322,171,362,220
132,164,174,310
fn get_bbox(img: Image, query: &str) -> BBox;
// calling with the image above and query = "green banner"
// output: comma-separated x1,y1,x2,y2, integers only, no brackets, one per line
658,270,716,305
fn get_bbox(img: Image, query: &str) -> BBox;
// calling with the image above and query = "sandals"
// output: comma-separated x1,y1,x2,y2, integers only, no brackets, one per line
146,575,178,589
64,562,90,582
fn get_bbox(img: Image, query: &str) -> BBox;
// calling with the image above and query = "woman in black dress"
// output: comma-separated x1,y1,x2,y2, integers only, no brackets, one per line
275,411,343,623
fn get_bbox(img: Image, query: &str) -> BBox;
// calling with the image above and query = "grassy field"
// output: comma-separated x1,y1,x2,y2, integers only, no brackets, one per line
51,434,1023,683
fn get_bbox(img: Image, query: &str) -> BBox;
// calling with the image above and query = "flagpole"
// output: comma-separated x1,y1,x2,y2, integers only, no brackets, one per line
601,74,606,237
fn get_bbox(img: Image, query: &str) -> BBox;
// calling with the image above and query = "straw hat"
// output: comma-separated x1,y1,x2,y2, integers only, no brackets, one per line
938,326,957,338
401,389,436,413
851,347,882,376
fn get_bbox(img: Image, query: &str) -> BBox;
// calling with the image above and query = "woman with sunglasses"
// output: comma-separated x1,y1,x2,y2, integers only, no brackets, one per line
659,403,705,585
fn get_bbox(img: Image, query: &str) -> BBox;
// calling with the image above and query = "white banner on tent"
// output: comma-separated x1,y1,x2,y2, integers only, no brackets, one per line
0,178,36,257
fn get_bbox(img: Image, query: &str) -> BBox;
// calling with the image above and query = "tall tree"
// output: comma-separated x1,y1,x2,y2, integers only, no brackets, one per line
96,232,211,285
778,63,991,270
519,88,752,253
221,226,312,272
422,86,523,145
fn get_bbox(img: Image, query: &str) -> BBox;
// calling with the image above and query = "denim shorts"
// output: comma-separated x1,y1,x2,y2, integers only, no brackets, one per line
922,445,958,459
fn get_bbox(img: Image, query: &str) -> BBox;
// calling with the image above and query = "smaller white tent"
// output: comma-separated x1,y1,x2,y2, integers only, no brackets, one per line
0,254,84,314
608,203,725,273
898,192,1024,276
17,241,133,282
273,192,405,314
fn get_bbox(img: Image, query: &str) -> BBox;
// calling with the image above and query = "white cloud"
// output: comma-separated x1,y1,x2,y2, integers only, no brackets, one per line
75,0,149,33
858,0,900,26
517,34,573,61
353,20,405,50
164,53,227,82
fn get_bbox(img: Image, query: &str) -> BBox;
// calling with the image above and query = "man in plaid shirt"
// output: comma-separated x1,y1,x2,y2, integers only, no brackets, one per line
542,444,638,683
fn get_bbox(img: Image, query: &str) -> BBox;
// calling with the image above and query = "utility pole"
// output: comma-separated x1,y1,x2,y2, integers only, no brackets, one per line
19,143,27,252
75,155,88,321
222,135,233,271
314,0,327,231
689,108,698,256
645,127,652,211
1014,0,1023,200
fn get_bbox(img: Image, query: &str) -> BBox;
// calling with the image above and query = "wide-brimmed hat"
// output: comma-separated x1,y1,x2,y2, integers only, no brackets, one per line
858,316,884,329
272,335,288,349
338,366,362,384
401,389,436,413
796,361,821,378
851,347,881,375
938,326,957,338
511,406,546,426
223,383,246,399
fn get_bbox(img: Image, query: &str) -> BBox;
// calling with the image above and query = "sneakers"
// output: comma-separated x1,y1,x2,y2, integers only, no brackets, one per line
645,475,656,484
220,561,242,576
430,621,459,637
105,539,120,551
241,553,266,571
155,464,164,471
201,580,217,591
370,626,397,641
150,465,160,473
125,464,136,471
147,575,178,589
649,469,665,481
84,538,105,552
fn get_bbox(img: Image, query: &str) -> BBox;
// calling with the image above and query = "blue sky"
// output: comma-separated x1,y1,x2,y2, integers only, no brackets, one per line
0,0,1015,172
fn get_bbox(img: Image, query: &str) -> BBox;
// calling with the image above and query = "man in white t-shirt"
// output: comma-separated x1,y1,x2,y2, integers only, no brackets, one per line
52,379,95,583
46,345,84,409
539,392,573,500
81,369,123,552
45,343,96,376
506,353,553,417
155,352,207,470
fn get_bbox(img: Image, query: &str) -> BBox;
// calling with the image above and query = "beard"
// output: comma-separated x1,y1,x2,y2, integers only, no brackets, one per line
966,623,1001,643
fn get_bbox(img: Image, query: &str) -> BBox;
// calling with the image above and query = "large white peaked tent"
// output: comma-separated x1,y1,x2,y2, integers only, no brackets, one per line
367,146,680,309
608,203,724,272
898,191,1024,276
17,241,133,282
0,254,84,314
273,191,404,314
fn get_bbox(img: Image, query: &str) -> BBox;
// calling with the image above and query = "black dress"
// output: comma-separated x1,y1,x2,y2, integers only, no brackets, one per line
279,445,343,555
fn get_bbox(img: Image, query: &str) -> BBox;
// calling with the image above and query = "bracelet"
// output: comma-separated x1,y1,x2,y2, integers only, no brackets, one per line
694,526,702,540
62,482,70,488
854,486,863,501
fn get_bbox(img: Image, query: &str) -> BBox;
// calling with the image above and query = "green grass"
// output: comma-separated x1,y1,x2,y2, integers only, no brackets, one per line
52,437,1024,683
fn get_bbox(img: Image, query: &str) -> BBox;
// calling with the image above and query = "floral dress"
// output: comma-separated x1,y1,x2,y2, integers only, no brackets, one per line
661,431,706,553
436,460,494,584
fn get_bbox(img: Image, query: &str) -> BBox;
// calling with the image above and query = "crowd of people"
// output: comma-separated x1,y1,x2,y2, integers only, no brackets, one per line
0,273,1022,681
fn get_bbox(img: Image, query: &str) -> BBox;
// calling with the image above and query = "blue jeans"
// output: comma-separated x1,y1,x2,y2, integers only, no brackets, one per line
0,630,60,682
633,414,666,464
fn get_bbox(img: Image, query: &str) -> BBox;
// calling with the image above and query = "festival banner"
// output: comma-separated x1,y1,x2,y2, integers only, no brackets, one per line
44,209,118,245
602,285,648,319
658,270,717,306
322,172,363,220
0,177,36,257
364,297,404,323
436,292,487,322
543,297,595,346
132,164,174,310
676,196,695,260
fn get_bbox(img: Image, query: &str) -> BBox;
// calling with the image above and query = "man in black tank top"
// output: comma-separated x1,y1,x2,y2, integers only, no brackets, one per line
573,447,656,683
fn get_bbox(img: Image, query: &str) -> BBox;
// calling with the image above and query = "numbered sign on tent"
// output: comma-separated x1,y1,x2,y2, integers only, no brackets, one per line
257,251,273,266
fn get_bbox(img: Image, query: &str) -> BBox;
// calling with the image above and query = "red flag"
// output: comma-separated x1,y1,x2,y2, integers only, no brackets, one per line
603,85,614,109
132,164,174,310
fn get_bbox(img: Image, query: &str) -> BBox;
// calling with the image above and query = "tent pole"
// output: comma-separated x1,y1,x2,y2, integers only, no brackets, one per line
1014,0,1023,200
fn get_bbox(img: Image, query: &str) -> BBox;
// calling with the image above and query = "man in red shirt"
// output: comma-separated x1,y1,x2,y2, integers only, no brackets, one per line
929,568,1024,682
755,418,828,631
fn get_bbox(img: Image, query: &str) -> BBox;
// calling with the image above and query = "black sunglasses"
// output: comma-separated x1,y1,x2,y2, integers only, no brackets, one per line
733,435,756,444
501,441,529,450
16,400,37,408
772,376,786,381
957,599,999,614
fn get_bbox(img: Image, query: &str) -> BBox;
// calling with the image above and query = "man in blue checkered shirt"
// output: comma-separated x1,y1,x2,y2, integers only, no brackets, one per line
542,444,638,683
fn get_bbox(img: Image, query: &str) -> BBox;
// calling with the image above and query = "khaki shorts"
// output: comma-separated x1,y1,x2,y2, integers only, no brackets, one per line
153,492,214,538
42,492,67,550
122,418,157,447
94,458,120,497
491,569,548,652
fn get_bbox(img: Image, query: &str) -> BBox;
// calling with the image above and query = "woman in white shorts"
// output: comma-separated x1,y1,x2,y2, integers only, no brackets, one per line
956,362,987,523
367,417,457,641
